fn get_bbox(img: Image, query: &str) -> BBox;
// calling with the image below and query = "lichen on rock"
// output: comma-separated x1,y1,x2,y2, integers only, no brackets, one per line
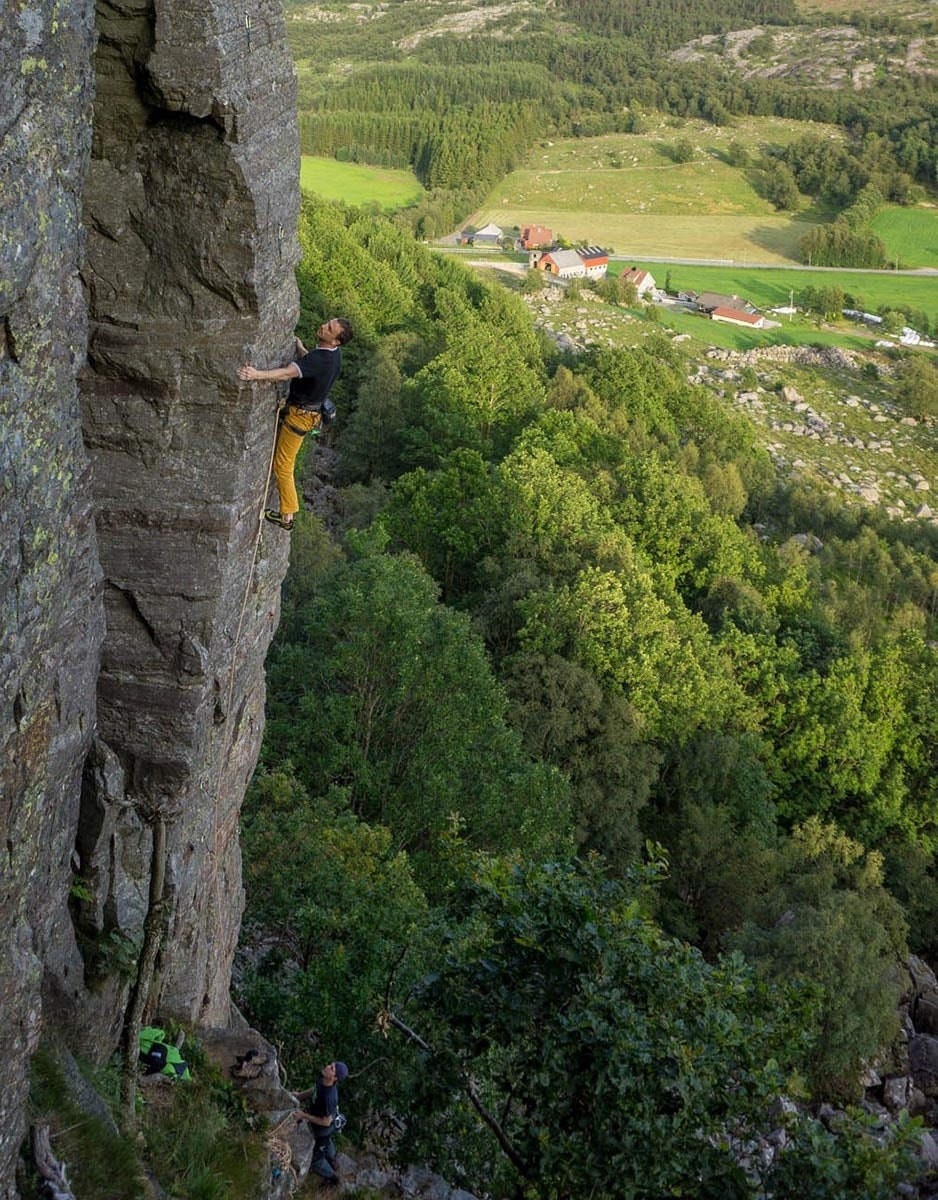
1,0,304,1186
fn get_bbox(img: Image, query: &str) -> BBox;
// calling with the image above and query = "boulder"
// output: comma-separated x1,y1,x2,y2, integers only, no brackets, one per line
915,991,938,1036
919,1131,938,1169
909,1034,938,1094
882,1075,912,1111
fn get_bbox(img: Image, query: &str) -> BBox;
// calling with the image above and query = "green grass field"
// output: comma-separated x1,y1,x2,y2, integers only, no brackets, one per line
300,156,424,210
476,117,938,270
476,117,844,264
490,211,817,263
659,306,875,352
505,276,878,353
796,0,927,13
871,206,938,271
610,261,938,315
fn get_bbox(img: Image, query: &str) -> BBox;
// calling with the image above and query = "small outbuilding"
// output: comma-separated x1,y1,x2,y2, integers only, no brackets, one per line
710,307,767,328
467,222,503,246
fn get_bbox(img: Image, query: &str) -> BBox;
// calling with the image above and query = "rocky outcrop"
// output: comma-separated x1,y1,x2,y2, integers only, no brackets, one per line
1,0,101,1190
79,0,300,1029
1,0,302,1186
706,344,861,372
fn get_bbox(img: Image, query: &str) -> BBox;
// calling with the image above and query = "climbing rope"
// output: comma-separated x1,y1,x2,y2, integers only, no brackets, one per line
266,1110,300,1191
207,393,283,965
223,398,281,738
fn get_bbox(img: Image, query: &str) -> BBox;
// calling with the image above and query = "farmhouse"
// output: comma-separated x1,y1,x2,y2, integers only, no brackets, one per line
621,267,656,296
519,223,553,249
710,307,768,329
696,292,757,315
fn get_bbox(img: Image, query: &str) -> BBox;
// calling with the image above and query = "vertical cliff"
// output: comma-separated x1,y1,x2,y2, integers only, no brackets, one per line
79,0,300,1024
0,0,302,1186
1,0,101,1190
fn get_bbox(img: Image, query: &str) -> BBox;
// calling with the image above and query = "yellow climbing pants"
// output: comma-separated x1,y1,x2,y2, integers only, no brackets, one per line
272,405,321,517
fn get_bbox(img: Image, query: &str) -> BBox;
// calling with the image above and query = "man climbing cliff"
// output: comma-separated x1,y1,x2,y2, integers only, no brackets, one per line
237,317,354,530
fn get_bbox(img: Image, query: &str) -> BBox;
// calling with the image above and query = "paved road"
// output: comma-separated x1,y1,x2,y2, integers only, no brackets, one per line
434,243,938,277
607,254,938,276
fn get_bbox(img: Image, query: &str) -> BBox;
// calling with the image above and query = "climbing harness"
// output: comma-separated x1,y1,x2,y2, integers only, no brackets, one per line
280,396,335,437
281,414,320,438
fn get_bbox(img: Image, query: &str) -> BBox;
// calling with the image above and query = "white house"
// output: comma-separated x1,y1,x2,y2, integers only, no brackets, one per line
620,267,656,296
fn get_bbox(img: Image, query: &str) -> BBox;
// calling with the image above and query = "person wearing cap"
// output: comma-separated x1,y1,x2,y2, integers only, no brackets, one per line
294,1060,349,1180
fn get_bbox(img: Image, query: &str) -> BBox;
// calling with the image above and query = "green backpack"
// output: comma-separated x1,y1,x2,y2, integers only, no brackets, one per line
139,1026,191,1080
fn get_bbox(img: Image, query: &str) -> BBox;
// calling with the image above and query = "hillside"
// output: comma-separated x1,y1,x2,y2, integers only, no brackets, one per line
237,195,938,1198
264,12,938,1193
289,0,937,282
4,0,935,1192
672,21,938,88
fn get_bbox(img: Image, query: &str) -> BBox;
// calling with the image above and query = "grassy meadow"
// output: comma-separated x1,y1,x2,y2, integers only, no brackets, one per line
477,116,841,264
476,116,938,270
610,262,938,316
500,212,815,263
872,206,938,271
300,156,424,210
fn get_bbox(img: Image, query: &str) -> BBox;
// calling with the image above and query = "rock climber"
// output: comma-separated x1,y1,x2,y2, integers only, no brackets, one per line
237,317,353,530
294,1059,349,1182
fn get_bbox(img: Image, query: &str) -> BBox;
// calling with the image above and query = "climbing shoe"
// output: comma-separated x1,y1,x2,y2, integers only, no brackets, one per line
264,509,294,530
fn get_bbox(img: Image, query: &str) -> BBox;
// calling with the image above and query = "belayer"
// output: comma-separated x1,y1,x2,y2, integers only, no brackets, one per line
293,1059,349,1183
237,317,353,531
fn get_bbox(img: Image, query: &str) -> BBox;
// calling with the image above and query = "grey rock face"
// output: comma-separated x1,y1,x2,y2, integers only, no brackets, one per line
80,0,301,1025
2,0,302,1185
1,0,101,1188
910,1034,938,1094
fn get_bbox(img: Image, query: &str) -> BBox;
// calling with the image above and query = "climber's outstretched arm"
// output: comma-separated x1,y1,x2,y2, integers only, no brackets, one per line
237,362,301,383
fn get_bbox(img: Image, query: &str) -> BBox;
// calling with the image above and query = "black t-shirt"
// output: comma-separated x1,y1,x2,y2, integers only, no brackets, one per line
287,346,342,410
310,1078,339,1133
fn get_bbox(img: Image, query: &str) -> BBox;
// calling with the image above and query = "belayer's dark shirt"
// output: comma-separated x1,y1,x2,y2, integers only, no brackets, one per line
287,346,342,411
310,1077,339,1140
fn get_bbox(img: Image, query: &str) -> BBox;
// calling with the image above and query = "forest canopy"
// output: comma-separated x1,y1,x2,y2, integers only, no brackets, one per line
238,196,938,1198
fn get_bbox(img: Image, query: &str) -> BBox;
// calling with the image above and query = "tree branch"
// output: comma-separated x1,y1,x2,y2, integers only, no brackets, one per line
463,1077,527,1174
32,1126,76,1200
382,1007,528,1177
119,811,169,1130
384,1009,431,1053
